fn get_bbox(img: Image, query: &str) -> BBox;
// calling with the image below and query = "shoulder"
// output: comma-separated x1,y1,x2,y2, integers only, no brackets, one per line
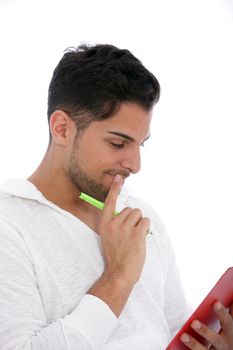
0,190,30,218
0,178,49,222
0,193,33,244
0,190,46,237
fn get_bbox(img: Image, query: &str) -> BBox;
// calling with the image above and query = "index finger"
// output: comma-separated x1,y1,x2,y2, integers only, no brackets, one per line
102,174,123,222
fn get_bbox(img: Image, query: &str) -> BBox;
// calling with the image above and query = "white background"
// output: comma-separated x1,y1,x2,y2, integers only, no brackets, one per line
0,0,232,308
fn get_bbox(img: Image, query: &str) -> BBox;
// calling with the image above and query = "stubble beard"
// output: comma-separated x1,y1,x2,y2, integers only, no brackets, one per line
67,146,109,202
67,135,130,202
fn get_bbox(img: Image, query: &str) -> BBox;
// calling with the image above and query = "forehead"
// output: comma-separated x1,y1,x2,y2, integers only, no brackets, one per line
89,103,152,139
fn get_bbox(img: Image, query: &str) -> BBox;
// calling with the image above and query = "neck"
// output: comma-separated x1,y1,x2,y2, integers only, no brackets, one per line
27,147,102,226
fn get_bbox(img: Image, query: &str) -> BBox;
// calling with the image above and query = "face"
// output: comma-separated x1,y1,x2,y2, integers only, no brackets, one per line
67,102,152,201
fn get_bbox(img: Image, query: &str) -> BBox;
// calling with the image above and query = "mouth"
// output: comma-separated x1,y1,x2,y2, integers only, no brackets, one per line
105,171,130,183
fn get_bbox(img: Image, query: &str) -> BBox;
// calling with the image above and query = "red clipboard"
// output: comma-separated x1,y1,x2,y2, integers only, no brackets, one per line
166,267,233,350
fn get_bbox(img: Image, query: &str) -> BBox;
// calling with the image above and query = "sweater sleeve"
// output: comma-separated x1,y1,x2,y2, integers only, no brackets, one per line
0,219,118,350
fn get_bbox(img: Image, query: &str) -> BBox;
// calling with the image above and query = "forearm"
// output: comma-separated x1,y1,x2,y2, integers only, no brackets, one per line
0,224,118,350
1,293,118,350
88,272,135,317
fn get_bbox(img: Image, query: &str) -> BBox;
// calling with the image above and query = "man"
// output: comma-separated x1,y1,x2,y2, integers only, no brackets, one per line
0,44,232,350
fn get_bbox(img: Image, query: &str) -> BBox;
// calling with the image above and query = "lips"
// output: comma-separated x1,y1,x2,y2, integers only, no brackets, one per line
106,170,130,180
105,171,130,185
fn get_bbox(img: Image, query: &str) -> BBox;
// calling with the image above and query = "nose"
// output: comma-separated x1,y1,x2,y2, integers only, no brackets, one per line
120,147,141,174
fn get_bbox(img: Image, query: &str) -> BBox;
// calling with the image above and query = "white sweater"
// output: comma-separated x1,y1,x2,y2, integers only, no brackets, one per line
0,179,191,350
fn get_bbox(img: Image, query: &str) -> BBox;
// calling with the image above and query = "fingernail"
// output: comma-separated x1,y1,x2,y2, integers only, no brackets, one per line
180,333,190,343
214,301,222,311
114,174,122,182
192,320,201,329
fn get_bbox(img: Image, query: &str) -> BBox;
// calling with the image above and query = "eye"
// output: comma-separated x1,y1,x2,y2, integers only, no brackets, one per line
110,142,124,149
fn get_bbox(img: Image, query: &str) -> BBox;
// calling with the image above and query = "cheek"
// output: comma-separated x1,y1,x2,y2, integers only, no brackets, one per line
91,154,116,179
78,140,118,173
80,151,106,174
90,146,114,165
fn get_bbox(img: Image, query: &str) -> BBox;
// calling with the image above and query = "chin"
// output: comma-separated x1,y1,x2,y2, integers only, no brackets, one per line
95,191,108,203
90,184,109,203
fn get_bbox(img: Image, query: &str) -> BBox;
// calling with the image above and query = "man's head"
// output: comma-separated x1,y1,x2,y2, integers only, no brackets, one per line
47,43,160,138
47,44,160,201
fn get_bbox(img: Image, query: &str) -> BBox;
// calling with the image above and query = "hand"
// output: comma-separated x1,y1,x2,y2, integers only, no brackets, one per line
98,174,150,286
180,301,233,350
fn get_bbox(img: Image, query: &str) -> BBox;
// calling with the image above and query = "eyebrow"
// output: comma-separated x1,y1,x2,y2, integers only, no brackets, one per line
107,131,150,143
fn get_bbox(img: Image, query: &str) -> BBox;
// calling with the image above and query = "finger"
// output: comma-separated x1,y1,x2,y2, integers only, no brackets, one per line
114,207,133,223
191,319,222,348
135,217,150,235
213,301,233,334
180,332,207,350
102,175,123,222
124,208,143,227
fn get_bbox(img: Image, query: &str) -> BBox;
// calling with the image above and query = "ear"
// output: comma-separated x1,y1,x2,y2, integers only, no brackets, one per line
49,110,76,145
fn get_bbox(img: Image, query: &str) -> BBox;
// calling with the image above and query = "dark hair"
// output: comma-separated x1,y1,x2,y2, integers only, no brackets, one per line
47,43,160,139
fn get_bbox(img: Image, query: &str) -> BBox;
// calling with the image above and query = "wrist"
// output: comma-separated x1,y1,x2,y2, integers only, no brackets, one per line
88,271,135,317
102,269,136,288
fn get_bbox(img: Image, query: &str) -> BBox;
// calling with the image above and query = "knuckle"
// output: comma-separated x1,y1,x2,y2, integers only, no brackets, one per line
142,217,150,226
132,208,142,216
121,206,132,213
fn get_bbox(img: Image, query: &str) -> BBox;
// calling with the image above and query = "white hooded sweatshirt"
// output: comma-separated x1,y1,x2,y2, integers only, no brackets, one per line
0,178,191,350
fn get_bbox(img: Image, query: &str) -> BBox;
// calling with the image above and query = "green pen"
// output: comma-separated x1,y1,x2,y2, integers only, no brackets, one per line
79,192,118,216
79,192,153,234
